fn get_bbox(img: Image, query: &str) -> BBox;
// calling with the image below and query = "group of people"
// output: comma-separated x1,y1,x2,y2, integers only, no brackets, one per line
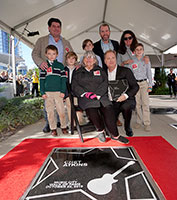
32,17,154,144
0,69,39,97
0,72,30,96
16,73,40,97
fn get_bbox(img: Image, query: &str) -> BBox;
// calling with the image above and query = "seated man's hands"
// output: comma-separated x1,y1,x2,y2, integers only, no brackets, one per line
117,94,127,102
85,92,97,100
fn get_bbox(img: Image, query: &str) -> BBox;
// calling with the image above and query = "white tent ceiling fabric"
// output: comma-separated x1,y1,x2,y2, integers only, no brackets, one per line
0,0,177,57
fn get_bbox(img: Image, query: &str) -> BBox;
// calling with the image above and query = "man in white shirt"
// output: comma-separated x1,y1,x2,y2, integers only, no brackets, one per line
104,50,139,137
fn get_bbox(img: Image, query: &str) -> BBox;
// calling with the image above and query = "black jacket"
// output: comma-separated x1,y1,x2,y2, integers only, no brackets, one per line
167,73,176,85
93,39,119,72
64,66,78,98
72,65,112,110
115,66,139,100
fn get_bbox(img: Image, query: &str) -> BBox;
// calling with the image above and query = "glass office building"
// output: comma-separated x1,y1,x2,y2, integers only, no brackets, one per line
0,30,20,55
0,29,27,74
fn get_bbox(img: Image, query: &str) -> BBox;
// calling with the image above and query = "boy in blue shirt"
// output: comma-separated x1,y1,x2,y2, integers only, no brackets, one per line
128,43,152,132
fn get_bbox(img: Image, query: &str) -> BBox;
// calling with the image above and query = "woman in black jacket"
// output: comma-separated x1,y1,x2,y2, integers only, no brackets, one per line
72,51,128,144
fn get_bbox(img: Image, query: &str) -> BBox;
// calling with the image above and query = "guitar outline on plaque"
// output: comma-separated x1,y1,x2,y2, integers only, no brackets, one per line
87,160,135,195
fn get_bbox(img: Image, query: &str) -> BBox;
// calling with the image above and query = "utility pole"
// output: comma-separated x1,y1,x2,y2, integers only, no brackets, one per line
11,34,16,96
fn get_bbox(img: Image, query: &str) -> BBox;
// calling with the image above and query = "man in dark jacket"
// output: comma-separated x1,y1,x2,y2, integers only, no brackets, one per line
93,23,122,126
167,68,176,98
105,50,139,137
93,23,119,72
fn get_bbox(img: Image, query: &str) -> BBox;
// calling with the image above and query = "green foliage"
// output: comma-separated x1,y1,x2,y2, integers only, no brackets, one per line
26,69,33,79
152,66,168,95
0,97,8,111
154,67,167,87
34,67,40,77
0,87,5,92
26,67,39,79
0,97,44,134
152,87,169,95
3,96,30,107
0,88,8,111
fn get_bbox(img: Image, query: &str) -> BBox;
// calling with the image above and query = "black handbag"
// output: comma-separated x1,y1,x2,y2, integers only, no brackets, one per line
108,79,129,101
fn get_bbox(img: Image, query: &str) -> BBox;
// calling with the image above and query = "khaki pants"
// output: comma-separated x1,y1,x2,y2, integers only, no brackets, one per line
45,92,66,130
65,97,71,123
135,81,151,126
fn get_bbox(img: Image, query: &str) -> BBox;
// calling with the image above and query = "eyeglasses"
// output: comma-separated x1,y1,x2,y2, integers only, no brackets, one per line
124,36,133,41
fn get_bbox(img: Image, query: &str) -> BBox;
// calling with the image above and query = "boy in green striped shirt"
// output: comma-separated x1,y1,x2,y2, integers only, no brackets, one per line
40,45,68,136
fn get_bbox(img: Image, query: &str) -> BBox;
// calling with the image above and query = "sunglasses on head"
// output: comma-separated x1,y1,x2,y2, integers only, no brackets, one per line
124,36,133,41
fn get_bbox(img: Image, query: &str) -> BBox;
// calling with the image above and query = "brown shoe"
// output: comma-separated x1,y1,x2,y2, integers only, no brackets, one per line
117,119,122,126
61,128,68,134
144,125,151,132
51,129,57,137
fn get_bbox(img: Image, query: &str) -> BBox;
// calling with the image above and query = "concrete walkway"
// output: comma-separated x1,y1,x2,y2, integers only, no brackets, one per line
0,95,176,158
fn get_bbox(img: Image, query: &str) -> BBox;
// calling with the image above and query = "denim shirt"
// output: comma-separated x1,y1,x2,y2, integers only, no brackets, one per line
49,34,64,63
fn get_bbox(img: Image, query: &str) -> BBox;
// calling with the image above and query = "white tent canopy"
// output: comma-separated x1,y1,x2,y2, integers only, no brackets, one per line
1,0,177,56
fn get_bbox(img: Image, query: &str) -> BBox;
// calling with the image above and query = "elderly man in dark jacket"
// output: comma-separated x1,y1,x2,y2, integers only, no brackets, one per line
105,50,139,137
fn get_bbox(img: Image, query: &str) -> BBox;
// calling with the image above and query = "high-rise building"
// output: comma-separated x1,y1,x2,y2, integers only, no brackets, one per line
0,29,27,74
0,30,9,54
0,30,20,55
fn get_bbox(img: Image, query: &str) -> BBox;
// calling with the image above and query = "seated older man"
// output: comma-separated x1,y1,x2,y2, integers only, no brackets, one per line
104,50,139,136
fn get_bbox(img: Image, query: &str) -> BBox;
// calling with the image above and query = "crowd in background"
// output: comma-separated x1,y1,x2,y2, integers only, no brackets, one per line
0,70,39,97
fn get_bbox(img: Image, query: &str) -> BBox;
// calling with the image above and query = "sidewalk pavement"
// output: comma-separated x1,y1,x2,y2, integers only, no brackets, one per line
0,95,176,159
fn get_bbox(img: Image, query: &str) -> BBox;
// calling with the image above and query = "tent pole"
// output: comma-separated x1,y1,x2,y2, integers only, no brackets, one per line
161,53,164,67
11,35,16,96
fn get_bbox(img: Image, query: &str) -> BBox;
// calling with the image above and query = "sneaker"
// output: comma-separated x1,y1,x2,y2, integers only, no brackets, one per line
61,128,69,134
111,135,129,144
126,129,134,137
98,132,106,143
144,125,151,132
134,123,141,129
51,129,57,137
